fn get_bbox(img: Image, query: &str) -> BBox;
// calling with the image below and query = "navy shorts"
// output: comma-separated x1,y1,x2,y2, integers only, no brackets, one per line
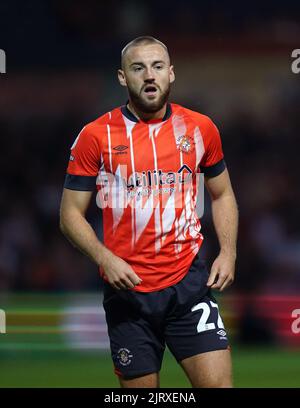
103,252,229,379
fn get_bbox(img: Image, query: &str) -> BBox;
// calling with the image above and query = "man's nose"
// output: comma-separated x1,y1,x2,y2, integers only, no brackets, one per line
143,67,155,82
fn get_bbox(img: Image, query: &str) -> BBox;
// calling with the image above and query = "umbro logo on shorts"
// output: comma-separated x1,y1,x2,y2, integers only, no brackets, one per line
217,329,227,339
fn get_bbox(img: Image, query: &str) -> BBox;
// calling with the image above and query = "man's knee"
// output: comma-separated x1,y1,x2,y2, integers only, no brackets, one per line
199,375,233,388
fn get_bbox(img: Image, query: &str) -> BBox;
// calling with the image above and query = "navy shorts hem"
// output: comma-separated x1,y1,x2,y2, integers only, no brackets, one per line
115,367,161,379
174,343,230,363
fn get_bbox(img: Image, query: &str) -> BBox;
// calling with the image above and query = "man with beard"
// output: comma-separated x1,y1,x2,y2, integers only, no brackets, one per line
60,36,238,388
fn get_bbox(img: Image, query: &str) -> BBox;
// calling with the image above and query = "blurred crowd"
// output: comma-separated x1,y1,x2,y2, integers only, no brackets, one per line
1,1,300,68
1,1,300,293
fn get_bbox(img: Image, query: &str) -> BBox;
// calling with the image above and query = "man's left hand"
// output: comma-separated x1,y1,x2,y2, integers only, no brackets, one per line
207,253,236,291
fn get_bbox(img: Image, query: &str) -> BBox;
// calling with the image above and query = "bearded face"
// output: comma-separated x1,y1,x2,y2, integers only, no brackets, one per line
126,79,171,113
118,43,175,116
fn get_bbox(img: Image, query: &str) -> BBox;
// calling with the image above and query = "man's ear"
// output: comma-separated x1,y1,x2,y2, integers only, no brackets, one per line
169,65,175,84
118,69,127,87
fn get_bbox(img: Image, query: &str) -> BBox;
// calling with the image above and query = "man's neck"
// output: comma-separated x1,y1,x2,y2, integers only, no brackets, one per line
127,102,167,122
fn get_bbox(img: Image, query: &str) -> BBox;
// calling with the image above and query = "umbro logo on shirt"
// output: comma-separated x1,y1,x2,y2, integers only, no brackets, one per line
113,145,128,154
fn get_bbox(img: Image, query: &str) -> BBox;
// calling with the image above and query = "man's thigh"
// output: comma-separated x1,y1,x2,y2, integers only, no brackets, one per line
165,290,231,387
180,349,232,388
103,284,165,380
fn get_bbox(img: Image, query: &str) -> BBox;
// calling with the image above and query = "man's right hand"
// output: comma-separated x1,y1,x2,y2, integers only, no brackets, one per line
101,253,142,290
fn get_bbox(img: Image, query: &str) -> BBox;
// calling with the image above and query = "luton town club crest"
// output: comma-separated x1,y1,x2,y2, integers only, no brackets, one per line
176,134,194,153
117,348,133,366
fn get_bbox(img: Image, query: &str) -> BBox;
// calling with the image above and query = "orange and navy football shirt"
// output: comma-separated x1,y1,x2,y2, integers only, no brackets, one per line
64,103,226,292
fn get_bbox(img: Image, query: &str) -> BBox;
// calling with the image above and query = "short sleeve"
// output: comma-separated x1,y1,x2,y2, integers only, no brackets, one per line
64,124,101,191
200,118,226,178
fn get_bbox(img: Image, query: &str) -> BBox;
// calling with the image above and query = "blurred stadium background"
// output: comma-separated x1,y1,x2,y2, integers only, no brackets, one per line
1,0,300,387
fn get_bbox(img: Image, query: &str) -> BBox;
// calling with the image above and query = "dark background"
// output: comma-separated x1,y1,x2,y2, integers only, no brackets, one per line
0,1,300,352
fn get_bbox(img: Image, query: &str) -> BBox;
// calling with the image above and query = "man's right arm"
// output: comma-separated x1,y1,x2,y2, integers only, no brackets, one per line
59,188,142,290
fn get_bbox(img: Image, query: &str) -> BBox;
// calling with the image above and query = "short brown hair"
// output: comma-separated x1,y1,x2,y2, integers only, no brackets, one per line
121,36,170,68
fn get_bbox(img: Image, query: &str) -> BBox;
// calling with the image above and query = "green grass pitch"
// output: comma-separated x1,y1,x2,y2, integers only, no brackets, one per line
0,293,299,387
0,347,300,387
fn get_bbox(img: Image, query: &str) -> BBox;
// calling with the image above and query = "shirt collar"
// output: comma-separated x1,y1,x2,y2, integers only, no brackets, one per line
121,102,172,124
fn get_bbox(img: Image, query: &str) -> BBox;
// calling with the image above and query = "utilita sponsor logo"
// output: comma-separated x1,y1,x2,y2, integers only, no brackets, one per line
95,164,205,215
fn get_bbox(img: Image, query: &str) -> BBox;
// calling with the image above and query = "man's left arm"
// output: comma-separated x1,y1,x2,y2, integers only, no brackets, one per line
205,168,239,291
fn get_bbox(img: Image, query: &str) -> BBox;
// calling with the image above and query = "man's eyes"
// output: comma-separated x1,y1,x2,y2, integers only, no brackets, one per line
132,65,164,72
